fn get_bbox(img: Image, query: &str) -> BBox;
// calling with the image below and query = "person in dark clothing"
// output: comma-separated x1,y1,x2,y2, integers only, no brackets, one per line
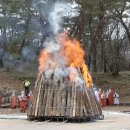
23,80,30,96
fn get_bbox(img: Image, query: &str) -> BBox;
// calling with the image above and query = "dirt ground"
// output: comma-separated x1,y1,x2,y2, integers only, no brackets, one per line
0,106,130,114
102,106,130,112
0,111,130,130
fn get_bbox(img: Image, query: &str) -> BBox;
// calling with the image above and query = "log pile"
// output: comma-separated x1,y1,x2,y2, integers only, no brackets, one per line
27,68,103,121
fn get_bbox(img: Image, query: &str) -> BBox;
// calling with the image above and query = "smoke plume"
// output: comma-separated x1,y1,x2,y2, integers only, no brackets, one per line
49,2,77,34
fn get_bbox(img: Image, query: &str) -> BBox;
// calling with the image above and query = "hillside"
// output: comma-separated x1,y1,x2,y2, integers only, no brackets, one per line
0,69,130,103
0,68,37,94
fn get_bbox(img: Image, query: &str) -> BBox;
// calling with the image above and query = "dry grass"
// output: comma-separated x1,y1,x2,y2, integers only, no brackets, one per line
0,69,37,93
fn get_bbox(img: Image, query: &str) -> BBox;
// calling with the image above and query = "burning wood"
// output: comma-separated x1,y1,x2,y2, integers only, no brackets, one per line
38,33,92,88
27,33,102,121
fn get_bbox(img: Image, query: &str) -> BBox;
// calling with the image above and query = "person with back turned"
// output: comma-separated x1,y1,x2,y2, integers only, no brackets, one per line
11,92,17,109
108,89,114,106
23,80,30,96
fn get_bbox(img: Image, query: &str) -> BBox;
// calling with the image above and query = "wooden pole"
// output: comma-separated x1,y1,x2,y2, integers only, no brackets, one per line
73,83,76,117
34,74,43,116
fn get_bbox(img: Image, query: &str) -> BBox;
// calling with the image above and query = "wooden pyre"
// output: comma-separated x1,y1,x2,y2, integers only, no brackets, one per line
27,68,103,121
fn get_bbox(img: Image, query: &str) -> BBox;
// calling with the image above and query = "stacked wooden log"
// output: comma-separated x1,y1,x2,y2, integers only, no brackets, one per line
27,69,102,120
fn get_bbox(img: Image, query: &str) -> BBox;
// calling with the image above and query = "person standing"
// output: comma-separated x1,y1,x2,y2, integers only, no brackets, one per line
114,92,120,105
27,91,33,107
98,88,102,106
28,91,33,103
103,91,107,107
108,89,114,106
17,92,21,107
101,91,106,107
19,91,27,112
11,92,17,109
23,80,30,96
0,95,2,107
94,88,100,102
105,90,109,106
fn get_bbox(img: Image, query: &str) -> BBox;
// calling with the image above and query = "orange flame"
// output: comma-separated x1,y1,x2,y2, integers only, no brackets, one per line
38,49,56,71
81,64,93,87
38,33,93,88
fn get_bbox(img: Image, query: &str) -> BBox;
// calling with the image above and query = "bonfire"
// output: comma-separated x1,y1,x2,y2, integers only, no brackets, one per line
27,33,103,121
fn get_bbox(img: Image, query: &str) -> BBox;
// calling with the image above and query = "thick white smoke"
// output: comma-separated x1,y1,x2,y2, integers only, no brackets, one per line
43,37,60,52
49,2,78,33
54,68,66,81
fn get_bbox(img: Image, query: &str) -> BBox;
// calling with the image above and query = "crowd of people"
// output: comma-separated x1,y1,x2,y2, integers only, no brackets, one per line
94,88,120,107
0,80,32,113
0,80,120,112
12,90,33,112
0,90,33,112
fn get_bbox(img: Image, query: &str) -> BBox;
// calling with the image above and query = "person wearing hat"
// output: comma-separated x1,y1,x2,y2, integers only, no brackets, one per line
23,80,30,96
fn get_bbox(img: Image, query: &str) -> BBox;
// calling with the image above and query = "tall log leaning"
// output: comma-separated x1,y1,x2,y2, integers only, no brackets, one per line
27,69,103,121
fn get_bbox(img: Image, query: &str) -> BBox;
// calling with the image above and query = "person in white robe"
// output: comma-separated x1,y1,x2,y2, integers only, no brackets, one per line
113,92,119,105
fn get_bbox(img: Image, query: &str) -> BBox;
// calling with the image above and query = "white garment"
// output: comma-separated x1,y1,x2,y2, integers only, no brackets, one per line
94,90,99,102
114,93,119,105
18,93,25,101
18,95,22,101
101,93,105,99
105,92,109,99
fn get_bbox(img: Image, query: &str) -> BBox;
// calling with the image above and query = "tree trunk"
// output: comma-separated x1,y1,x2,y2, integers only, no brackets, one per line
103,58,107,73
110,62,119,76
19,0,32,54
0,59,3,67
120,19,130,45
93,44,97,72
101,39,107,72
87,53,91,70
19,16,31,54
